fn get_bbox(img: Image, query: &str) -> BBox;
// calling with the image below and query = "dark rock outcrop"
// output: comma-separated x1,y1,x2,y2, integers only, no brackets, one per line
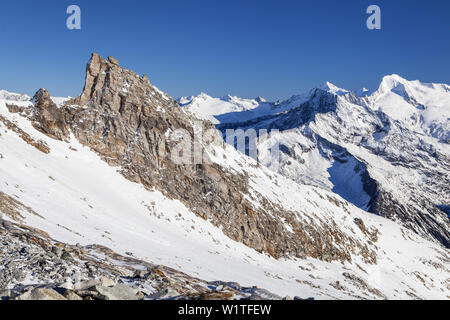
214,88,450,248
21,53,378,264
31,88,69,141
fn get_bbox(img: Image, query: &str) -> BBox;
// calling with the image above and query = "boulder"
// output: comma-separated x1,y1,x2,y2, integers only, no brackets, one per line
95,284,138,300
133,269,145,279
51,246,63,257
63,290,83,301
74,279,100,291
148,287,180,300
0,289,11,300
17,288,67,300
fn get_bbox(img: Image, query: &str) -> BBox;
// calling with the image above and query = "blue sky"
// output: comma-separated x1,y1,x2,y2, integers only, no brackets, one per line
0,0,449,101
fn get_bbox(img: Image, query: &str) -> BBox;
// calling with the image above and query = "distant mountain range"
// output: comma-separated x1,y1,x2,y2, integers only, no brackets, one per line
0,54,448,300
180,74,450,247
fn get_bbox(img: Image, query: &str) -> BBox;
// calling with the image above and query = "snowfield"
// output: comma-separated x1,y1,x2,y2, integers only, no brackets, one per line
369,74,450,142
1,91,449,300
182,74,450,247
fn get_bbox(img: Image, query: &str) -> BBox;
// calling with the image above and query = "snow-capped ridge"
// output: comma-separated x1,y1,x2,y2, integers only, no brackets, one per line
376,74,413,97
0,55,449,299
0,90,31,102
1,88,71,109
178,92,265,124
315,81,349,96
374,74,450,101
181,73,449,248
356,87,373,97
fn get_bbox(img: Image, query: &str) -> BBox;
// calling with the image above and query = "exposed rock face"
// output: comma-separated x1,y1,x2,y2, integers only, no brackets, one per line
25,53,377,263
215,89,450,248
95,283,138,300
0,218,288,300
2,56,449,300
67,53,272,254
31,88,69,141
0,114,50,154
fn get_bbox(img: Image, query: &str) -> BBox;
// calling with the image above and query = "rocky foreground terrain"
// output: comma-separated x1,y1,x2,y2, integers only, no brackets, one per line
0,214,290,300
0,54,449,300
183,77,450,248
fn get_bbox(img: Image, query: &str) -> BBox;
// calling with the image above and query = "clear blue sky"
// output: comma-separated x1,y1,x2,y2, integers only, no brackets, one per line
0,0,449,101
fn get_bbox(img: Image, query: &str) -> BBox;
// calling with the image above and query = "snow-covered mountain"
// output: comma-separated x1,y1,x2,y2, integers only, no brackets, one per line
178,94,264,124
181,75,450,248
178,91,312,125
1,56,449,300
368,74,450,142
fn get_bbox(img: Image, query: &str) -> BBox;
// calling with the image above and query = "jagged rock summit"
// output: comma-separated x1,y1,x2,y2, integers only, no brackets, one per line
182,74,450,248
31,88,69,141
0,54,449,299
63,53,373,262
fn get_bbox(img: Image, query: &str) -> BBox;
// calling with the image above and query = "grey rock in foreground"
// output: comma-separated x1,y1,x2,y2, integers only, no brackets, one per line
0,217,296,301
95,284,138,300
17,288,67,301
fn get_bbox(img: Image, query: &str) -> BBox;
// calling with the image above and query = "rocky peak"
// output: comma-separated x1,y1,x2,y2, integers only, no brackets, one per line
77,53,170,110
377,74,411,95
32,88,51,105
372,74,423,106
30,88,69,141
0,90,30,102
78,53,117,106
379,74,408,88
24,53,380,263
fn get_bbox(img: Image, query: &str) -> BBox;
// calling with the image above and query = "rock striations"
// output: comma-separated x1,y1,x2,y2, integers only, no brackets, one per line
36,53,374,263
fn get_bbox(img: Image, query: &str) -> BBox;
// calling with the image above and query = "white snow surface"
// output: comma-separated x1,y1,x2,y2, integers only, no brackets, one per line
1,94,449,300
0,90,30,102
0,89,70,109
369,74,450,141
51,96,71,108
181,76,450,229
178,92,312,125
181,76,449,142
317,81,349,96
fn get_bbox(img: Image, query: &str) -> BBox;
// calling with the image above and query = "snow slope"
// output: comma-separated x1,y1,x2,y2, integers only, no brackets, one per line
0,90,30,102
181,76,450,247
1,92,449,299
179,91,312,125
178,94,263,124
369,74,450,141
